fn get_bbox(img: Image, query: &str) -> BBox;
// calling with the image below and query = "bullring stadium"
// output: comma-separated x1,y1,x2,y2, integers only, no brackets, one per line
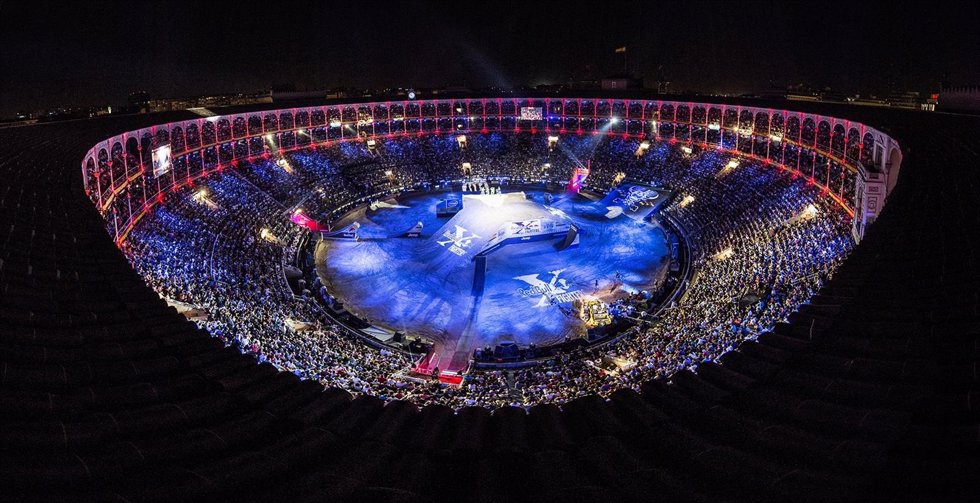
4,92,979,501
3,3,980,502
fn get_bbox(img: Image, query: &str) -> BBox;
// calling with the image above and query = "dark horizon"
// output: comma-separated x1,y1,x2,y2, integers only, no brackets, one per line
2,0,979,117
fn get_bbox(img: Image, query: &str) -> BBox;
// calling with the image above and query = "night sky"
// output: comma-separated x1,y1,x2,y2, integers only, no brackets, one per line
1,0,978,117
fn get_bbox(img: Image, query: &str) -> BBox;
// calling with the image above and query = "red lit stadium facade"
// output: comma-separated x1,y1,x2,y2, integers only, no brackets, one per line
81,97,903,246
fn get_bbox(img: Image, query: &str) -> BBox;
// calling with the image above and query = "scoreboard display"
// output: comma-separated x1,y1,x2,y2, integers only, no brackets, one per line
151,144,172,178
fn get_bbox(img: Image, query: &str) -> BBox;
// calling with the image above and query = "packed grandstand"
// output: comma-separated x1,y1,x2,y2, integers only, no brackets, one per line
110,123,854,409
6,92,980,501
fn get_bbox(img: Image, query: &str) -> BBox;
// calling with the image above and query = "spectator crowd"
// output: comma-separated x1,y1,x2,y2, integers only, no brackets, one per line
122,133,852,409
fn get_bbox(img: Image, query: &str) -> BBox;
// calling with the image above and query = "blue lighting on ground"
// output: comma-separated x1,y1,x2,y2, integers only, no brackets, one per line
319,189,669,370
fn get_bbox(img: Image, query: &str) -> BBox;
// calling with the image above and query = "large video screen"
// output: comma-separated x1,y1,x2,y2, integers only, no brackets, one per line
151,144,172,178
519,107,543,121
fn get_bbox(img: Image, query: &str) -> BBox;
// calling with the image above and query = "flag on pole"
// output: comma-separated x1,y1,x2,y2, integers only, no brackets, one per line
615,46,627,53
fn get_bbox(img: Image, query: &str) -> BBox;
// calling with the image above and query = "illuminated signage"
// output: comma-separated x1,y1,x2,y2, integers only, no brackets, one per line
151,144,172,178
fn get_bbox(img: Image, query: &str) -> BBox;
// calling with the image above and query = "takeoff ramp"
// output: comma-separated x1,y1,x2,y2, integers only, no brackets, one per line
321,222,360,240
399,221,424,238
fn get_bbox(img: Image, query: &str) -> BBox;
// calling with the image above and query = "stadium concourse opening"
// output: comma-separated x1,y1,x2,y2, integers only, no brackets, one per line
315,186,673,377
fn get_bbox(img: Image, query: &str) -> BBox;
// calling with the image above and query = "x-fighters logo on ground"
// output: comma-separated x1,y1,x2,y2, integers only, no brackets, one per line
514,268,583,307
613,185,659,211
438,225,480,256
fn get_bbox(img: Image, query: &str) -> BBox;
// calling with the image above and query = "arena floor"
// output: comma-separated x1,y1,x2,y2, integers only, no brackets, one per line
316,189,670,371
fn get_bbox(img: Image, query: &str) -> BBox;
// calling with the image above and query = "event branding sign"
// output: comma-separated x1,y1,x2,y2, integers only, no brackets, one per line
438,225,480,256
514,268,583,307
611,185,660,213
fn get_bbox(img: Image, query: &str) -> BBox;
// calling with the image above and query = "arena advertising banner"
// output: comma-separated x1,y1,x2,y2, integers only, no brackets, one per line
496,218,566,239
504,218,542,236
519,107,544,121
151,144,172,178
436,197,462,217
321,222,360,240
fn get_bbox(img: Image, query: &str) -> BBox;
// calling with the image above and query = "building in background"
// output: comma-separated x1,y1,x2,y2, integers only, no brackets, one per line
939,86,980,113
